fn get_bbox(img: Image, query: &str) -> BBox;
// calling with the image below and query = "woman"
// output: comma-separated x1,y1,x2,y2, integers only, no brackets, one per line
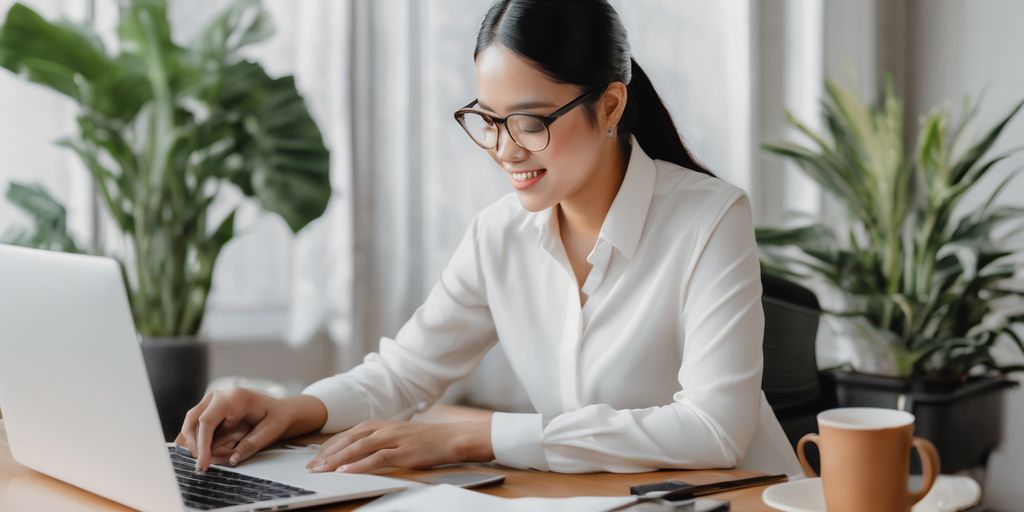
178,0,801,477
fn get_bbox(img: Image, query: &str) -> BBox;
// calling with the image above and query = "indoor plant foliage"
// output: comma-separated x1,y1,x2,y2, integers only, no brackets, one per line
0,0,331,337
2,182,82,254
757,80,1024,383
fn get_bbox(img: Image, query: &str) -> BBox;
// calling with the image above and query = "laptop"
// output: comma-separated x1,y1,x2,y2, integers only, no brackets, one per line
0,245,409,511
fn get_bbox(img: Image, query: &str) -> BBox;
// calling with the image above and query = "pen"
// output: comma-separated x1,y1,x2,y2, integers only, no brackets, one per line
646,473,790,501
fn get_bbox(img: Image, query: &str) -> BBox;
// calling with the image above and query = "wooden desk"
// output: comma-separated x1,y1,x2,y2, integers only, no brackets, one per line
0,407,776,511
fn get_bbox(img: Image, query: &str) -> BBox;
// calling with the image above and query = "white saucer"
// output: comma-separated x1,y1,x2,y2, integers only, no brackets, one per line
762,475,981,512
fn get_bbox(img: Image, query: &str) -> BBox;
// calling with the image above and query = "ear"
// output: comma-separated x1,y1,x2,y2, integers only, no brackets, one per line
599,82,628,130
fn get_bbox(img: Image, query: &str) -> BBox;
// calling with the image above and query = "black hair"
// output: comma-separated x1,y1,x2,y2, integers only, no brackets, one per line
474,0,714,177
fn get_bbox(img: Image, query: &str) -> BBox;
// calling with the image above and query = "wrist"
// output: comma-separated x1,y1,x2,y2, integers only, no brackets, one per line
454,417,494,462
281,395,328,439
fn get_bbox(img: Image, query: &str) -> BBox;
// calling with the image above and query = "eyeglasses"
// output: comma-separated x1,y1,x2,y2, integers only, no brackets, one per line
453,87,604,152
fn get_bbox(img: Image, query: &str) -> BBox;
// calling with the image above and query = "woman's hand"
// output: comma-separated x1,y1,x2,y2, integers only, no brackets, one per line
305,418,494,474
175,388,328,473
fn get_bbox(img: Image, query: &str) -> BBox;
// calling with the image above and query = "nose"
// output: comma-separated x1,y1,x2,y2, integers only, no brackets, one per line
494,126,526,162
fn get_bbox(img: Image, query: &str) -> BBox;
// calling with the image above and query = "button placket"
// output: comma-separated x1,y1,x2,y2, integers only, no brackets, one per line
558,278,583,412
540,216,589,412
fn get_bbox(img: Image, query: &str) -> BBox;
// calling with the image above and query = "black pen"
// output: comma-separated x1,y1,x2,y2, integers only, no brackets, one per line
642,474,790,502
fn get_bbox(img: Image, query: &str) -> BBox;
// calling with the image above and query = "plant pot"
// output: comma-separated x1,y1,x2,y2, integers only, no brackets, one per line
141,337,210,442
822,369,1018,473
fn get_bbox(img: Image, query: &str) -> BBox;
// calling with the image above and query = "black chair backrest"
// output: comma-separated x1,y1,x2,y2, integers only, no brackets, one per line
760,272,826,446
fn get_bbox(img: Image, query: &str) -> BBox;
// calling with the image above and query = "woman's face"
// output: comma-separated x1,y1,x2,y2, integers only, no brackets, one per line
474,45,616,212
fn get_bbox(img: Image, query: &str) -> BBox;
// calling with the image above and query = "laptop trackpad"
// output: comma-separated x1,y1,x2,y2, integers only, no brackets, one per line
215,448,413,498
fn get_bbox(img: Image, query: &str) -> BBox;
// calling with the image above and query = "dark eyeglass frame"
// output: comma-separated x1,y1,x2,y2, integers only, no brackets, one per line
453,87,605,152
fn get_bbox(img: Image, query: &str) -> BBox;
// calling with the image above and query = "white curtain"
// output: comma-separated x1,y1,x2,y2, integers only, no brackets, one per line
347,0,518,404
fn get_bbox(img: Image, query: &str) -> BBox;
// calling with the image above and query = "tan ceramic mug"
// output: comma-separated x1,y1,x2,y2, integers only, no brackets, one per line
797,408,940,512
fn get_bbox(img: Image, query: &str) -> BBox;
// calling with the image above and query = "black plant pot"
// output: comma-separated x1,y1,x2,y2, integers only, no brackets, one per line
141,337,210,442
822,369,1018,473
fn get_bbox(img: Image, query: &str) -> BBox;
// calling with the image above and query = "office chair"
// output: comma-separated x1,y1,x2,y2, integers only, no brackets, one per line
760,272,835,448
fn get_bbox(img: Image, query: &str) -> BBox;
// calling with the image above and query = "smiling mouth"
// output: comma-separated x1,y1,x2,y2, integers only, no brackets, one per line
506,168,547,190
509,169,546,182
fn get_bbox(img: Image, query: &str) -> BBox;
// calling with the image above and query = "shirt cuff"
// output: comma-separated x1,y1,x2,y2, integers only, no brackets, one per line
301,377,369,433
491,412,549,471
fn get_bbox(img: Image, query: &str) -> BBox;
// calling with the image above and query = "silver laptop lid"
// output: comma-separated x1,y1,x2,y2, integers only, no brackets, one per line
0,245,184,512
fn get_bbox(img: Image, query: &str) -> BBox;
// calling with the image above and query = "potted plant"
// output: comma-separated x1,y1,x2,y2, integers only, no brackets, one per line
0,0,330,440
757,79,1023,472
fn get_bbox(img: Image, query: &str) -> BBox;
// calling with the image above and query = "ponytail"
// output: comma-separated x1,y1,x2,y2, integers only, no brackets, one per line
620,58,714,177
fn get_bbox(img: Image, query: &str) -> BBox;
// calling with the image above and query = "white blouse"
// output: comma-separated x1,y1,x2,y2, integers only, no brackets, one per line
303,138,802,476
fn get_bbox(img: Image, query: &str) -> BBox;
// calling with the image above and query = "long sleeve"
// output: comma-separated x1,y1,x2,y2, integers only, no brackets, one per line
302,215,497,433
491,194,765,473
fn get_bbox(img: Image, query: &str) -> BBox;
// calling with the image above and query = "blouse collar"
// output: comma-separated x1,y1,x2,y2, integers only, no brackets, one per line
533,136,657,260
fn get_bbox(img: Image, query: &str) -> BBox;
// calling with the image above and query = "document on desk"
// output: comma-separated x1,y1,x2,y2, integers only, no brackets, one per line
357,483,638,512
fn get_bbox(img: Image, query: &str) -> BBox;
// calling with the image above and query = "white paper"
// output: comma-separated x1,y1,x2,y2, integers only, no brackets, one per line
356,483,638,512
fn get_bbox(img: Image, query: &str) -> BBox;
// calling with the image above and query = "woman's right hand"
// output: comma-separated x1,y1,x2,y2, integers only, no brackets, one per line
175,388,328,474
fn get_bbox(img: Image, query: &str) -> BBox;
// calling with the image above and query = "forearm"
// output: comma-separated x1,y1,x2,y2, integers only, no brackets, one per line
490,400,756,473
281,395,328,439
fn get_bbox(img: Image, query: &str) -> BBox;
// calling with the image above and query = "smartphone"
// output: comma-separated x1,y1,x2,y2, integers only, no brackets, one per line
414,472,506,489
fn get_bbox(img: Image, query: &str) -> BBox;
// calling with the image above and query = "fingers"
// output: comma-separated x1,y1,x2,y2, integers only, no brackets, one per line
304,422,459,474
229,420,286,466
335,448,402,474
212,428,247,451
179,392,214,455
195,397,233,473
171,435,236,467
311,436,383,472
310,428,400,473
310,425,376,465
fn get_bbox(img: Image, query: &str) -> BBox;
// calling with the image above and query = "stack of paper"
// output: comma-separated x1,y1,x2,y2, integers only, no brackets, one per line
357,484,638,512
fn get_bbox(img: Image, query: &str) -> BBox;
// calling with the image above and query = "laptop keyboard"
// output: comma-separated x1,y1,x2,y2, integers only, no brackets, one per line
169,445,315,510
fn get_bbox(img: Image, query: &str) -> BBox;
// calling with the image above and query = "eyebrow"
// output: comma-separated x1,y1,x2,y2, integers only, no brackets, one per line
477,99,557,112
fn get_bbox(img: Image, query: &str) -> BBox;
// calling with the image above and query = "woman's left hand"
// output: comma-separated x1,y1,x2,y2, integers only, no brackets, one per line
305,418,493,473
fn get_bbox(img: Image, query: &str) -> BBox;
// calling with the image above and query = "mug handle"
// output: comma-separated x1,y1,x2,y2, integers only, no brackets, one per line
796,433,820,477
907,437,941,505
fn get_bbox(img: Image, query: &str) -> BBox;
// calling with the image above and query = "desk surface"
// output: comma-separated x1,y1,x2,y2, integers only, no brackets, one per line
0,407,776,511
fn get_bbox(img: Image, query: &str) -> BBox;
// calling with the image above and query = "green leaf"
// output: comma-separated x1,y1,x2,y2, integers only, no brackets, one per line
1002,328,1024,357
190,0,274,62
0,3,112,98
2,182,81,253
206,61,330,232
949,98,1024,185
998,364,1024,374
0,3,149,120
757,224,838,249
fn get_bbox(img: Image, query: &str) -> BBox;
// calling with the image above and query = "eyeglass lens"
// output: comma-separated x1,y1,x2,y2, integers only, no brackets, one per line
458,112,549,152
